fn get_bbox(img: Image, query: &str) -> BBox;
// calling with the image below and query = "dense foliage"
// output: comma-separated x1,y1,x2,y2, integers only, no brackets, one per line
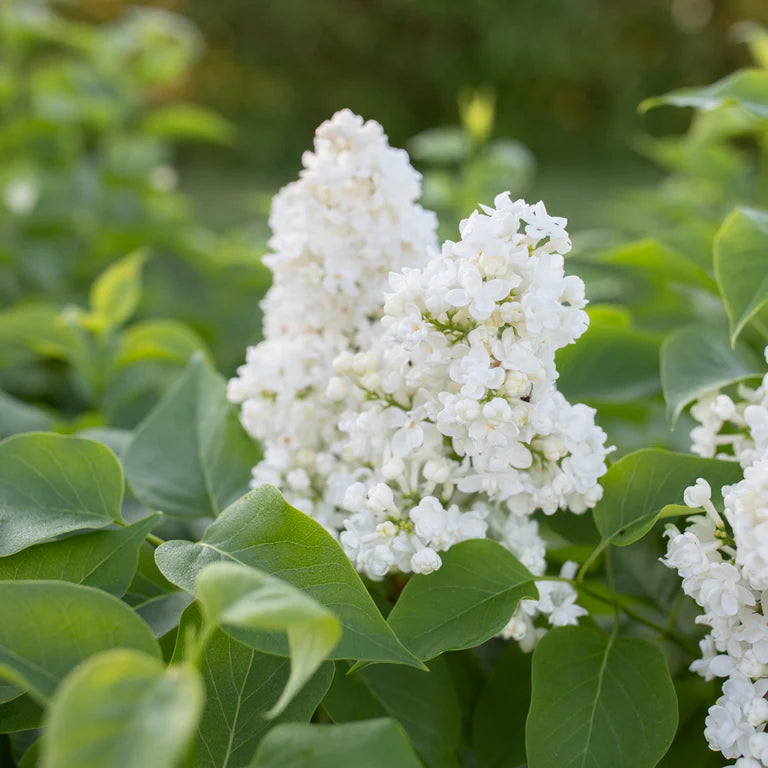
4,3,768,768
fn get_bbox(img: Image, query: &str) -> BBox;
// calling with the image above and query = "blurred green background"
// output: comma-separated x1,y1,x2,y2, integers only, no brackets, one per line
62,0,768,231
3,0,768,446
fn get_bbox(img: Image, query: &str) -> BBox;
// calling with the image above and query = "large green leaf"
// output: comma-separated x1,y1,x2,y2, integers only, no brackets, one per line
195,561,340,717
40,649,203,768
323,659,462,768
0,515,159,597
714,207,768,344
526,626,677,768
154,486,422,668
661,324,763,426
135,592,192,638
175,604,333,767
0,581,159,702
0,433,124,556
557,324,660,404
387,539,537,660
250,719,423,768
592,448,744,546
472,644,532,768
123,354,260,519
600,239,715,289
641,68,768,118
0,694,43,734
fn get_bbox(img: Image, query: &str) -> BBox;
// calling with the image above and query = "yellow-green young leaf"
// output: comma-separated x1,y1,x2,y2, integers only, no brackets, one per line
41,649,203,768
592,449,744,547
140,104,235,144
714,207,768,344
250,719,423,768
89,250,147,330
123,354,260,519
195,562,340,717
114,319,208,368
0,514,160,597
0,304,85,362
387,539,537,661
733,21,768,70
323,659,461,768
154,486,423,668
0,581,160,702
661,325,763,426
173,603,333,766
526,627,677,768
0,433,124,556
641,68,768,118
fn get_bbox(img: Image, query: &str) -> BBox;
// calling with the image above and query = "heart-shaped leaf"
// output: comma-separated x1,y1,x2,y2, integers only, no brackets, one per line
154,486,422,668
0,432,124,556
195,561,340,717
387,539,537,660
0,581,159,702
123,354,260,519
41,649,203,768
526,626,677,768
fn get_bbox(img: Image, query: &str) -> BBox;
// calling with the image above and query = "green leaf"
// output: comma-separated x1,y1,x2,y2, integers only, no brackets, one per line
195,561,340,717
0,695,43,734
714,207,768,344
0,581,159,702
114,320,208,368
0,390,52,439
526,626,677,768
661,324,763,426
324,659,462,768
600,239,715,289
134,592,193,638
592,449,744,546
641,68,768,118
409,126,471,164
175,604,333,767
140,104,235,144
472,644,531,768
556,323,660,404
88,251,146,330
250,719,423,768
0,432,124,556
154,486,422,668
0,304,84,363
123,354,260,519
0,514,159,597
40,649,203,768
387,539,537,660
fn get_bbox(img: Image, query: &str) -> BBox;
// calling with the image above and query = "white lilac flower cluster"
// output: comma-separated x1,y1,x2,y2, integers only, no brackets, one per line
663,353,768,766
328,192,610,645
227,110,437,530
690,354,768,469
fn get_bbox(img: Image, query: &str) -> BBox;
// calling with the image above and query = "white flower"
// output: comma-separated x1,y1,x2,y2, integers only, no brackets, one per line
410,547,442,574
228,109,437,530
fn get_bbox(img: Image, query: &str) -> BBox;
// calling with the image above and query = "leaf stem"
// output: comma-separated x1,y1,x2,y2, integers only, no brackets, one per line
576,539,607,583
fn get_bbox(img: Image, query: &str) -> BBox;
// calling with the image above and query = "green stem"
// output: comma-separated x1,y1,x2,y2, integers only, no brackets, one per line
187,620,216,669
576,539,607,583
145,532,165,547
535,574,697,655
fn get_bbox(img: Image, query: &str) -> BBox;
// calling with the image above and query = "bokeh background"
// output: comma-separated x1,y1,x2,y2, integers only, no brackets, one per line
2,0,768,436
